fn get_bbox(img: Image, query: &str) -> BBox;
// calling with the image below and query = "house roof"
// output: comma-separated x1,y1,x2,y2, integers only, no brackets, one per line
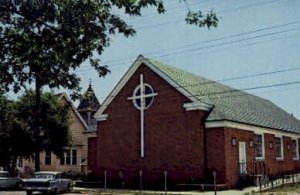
57,93,88,130
147,58,300,134
95,55,300,134
78,82,100,113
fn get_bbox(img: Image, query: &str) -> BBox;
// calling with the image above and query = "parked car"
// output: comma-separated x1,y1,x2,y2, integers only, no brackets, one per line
0,171,22,189
22,171,72,195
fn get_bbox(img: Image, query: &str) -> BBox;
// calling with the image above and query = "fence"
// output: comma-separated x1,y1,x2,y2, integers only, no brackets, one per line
257,172,300,191
238,162,300,191
75,169,226,193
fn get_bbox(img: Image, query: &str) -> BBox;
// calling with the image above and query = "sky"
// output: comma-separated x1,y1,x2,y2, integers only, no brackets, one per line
10,0,300,119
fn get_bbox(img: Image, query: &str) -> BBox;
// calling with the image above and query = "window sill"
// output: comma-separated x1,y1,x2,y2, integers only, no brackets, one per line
276,157,284,161
293,158,299,161
255,157,265,161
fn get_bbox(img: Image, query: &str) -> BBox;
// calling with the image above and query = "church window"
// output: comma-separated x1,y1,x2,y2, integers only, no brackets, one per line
132,84,155,110
292,139,299,160
255,134,264,160
275,137,283,160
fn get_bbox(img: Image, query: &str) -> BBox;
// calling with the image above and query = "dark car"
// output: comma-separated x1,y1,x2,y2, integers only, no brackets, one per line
23,171,71,195
0,171,22,189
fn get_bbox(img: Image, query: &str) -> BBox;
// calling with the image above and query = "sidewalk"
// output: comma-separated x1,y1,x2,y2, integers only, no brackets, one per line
73,186,260,195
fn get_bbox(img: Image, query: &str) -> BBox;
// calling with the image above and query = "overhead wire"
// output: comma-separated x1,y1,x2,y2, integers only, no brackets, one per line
78,0,285,71
76,20,300,72
81,62,300,102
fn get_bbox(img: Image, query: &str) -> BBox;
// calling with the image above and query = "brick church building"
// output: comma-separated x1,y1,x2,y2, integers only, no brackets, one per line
88,55,300,188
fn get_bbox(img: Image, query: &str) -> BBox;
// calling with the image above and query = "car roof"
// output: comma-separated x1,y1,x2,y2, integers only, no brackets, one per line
34,171,62,175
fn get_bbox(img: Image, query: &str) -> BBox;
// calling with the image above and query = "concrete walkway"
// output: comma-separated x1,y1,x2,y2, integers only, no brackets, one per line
73,186,260,195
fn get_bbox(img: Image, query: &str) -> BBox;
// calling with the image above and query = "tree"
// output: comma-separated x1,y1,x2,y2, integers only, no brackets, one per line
0,92,15,168
0,91,71,171
0,0,218,170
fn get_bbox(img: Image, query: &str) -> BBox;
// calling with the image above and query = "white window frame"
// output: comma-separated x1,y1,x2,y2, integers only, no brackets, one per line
60,148,78,166
275,136,284,161
255,134,265,160
292,139,299,160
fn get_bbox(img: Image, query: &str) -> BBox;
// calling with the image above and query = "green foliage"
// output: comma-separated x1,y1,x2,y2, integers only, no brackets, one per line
14,91,71,156
0,0,218,98
0,91,71,167
0,1,218,170
0,93,15,166
186,10,219,29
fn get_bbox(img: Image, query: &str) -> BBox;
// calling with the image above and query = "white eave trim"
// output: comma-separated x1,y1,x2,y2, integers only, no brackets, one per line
94,55,211,118
84,131,98,138
95,114,108,121
205,120,300,138
58,93,89,130
183,102,212,111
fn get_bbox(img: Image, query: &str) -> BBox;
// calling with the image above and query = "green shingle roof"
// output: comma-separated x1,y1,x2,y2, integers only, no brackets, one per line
147,58,300,133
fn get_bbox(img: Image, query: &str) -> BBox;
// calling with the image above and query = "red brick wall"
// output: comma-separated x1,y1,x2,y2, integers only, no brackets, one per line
264,135,299,175
205,128,226,184
221,127,300,187
223,128,255,187
88,137,97,173
93,64,208,186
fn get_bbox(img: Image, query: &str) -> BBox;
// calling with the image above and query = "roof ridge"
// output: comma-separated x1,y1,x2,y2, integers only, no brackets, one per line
146,57,300,133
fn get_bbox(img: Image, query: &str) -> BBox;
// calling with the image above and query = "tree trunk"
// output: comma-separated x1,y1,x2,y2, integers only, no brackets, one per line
34,77,42,172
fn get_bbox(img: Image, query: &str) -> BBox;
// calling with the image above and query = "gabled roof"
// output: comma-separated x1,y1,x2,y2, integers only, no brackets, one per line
57,93,88,130
78,82,100,113
95,55,300,134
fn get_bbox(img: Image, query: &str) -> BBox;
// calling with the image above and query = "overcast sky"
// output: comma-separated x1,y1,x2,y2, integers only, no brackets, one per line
8,0,299,119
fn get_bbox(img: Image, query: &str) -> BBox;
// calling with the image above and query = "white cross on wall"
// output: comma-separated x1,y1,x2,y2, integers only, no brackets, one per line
127,74,157,158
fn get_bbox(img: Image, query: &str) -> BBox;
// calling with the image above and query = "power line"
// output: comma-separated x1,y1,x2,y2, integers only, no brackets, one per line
98,77,300,111
133,0,279,30
154,28,300,59
126,0,213,23
82,61,300,101
77,21,299,72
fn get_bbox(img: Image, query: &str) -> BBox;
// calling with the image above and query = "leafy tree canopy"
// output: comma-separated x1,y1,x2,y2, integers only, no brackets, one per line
0,91,71,168
14,91,71,156
0,0,218,171
0,0,218,97
0,92,15,166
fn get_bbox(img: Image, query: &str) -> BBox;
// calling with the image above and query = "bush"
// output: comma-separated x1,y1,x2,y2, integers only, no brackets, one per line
62,170,85,180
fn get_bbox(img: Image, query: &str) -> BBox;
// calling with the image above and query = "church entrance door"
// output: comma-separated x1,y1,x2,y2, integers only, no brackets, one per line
238,142,247,175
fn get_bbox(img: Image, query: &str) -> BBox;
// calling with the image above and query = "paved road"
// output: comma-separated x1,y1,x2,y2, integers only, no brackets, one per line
0,191,84,195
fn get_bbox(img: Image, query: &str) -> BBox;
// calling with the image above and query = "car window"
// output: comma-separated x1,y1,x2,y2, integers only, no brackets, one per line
34,173,55,179
0,172,9,177
55,174,61,179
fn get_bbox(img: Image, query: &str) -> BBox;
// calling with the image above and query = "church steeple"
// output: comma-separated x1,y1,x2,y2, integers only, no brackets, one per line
77,81,100,131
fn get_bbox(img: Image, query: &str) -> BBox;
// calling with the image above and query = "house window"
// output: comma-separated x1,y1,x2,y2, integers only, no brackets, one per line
292,139,299,160
255,134,264,160
72,150,77,165
60,152,66,165
275,137,283,160
45,151,51,165
66,150,71,165
60,149,77,165
17,157,23,167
